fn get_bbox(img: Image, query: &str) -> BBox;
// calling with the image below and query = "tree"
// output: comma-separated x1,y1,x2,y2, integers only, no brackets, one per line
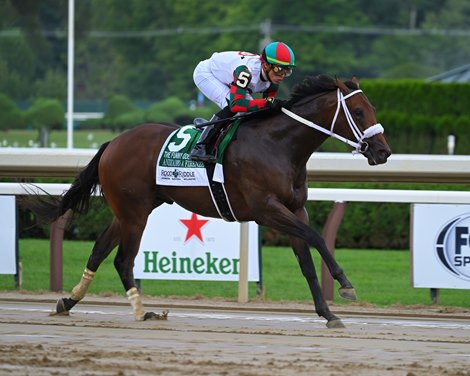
0,93,26,131
25,98,65,146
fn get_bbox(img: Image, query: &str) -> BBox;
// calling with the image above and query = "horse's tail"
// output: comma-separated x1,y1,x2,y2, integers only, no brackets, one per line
22,142,110,224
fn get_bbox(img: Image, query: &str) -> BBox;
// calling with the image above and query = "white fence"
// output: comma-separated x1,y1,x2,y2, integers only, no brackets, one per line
2,148,470,183
2,182,470,204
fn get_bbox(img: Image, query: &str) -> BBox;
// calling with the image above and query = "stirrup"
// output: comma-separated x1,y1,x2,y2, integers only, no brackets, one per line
193,117,208,127
190,146,216,163
192,153,217,163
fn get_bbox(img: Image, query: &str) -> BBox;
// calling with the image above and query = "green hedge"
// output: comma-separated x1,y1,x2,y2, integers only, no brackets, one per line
359,80,470,155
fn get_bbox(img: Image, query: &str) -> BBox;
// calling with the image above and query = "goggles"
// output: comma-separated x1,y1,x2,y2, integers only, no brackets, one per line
270,64,293,77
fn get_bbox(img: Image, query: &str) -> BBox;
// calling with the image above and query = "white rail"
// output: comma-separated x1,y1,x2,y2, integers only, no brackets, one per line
2,183,469,204
1,148,470,183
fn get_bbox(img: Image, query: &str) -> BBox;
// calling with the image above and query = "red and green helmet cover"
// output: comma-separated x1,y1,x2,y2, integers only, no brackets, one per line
261,41,295,67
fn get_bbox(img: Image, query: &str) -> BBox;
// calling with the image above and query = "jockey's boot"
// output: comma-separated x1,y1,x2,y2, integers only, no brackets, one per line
190,115,219,163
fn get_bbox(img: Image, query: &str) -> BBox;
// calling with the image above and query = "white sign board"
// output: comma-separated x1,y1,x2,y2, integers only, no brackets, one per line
0,196,16,274
412,204,470,289
134,204,259,281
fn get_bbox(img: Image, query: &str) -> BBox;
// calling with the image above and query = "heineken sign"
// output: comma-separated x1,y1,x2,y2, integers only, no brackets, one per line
134,205,259,281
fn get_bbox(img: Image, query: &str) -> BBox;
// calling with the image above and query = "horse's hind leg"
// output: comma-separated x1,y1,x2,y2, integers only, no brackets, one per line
54,218,120,315
114,220,168,321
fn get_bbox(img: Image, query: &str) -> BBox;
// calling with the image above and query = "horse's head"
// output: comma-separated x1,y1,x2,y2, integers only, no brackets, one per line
335,77,391,165
284,75,391,165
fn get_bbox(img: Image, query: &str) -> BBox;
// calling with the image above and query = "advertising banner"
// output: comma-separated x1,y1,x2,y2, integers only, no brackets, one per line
0,196,16,275
412,204,470,289
134,204,259,281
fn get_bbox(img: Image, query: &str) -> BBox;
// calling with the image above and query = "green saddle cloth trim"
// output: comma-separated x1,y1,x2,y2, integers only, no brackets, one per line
216,119,240,164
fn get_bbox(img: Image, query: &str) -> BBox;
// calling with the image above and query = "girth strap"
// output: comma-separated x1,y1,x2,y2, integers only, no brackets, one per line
204,163,238,222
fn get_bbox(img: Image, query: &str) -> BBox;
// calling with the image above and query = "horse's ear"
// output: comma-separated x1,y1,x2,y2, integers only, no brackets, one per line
336,78,347,92
352,75,360,88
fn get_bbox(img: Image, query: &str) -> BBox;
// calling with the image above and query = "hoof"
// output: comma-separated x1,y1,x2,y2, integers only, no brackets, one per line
326,318,345,329
143,310,169,321
55,298,68,314
339,287,357,301
49,298,70,316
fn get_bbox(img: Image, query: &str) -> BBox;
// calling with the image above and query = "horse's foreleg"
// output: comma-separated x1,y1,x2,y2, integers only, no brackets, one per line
264,202,356,301
54,219,120,315
289,208,344,328
259,202,354,327
305,227,356,301
290,237,345,329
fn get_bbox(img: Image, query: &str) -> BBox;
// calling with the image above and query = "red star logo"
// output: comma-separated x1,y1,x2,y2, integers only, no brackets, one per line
179,213,209,242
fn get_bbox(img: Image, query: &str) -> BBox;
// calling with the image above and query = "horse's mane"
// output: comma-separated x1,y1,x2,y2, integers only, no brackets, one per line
245,74,359,121
288,75,359,104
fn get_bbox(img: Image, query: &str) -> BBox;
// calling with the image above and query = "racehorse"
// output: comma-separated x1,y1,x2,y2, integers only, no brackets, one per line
24,75,391,328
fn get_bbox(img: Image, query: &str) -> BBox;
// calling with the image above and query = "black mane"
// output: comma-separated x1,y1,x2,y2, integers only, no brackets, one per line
247,74,359,120
288,75,359,104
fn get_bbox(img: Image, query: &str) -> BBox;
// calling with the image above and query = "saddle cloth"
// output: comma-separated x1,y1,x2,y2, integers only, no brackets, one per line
156,122,239,187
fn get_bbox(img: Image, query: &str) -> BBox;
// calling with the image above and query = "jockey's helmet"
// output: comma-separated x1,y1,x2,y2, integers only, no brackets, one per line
261,41,296,67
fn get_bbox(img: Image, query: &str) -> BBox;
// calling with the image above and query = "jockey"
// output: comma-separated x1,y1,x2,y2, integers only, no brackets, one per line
190,41,296,163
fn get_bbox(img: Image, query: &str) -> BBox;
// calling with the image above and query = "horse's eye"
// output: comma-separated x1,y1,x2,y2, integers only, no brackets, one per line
354,108,363,117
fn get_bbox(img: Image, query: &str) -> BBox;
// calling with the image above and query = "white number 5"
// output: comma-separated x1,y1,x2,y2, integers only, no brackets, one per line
236,71,251,89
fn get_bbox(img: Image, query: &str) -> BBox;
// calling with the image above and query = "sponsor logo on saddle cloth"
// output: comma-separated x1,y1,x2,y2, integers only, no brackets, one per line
156,123,240,186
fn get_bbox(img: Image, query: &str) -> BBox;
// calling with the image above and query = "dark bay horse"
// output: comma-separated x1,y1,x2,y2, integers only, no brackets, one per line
25,75,391,328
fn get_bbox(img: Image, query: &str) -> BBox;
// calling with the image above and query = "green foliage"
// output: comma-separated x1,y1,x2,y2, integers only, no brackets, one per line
66,199,114,240
25,98,65,130
79,117,104,131
0,93,26,131
33,70,66,100
318,80,470,155
113,110,146,130
3,1,470,103
104,94,137,120
145,96,188,123
19,197,114,241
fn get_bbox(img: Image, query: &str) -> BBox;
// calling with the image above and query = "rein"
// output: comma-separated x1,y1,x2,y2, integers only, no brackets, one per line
281,88,384,154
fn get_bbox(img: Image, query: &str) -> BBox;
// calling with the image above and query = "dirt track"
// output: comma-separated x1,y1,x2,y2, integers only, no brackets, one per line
0,292,469,375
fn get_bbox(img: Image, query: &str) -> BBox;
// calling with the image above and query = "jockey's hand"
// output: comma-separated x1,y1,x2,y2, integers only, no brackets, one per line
265,97,287,110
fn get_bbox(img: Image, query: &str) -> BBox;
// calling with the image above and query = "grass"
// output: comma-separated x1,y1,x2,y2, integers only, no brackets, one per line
0,239,468,309
0,129,118,149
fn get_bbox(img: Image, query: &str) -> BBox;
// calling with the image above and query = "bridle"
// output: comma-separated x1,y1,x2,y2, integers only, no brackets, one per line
281,88,384,154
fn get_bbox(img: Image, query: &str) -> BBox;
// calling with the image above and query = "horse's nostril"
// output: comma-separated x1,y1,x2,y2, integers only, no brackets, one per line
379,149,391,162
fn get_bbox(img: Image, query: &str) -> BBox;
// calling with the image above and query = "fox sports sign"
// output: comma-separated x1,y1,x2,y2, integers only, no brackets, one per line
435,214,470,281
413,204,470,288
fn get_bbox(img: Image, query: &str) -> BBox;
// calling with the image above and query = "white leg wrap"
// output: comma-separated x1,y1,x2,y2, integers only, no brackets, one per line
126,287,146,321
70,268,95,301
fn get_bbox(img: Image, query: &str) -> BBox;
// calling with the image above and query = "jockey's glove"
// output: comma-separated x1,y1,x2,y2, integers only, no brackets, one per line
265,97,288,111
